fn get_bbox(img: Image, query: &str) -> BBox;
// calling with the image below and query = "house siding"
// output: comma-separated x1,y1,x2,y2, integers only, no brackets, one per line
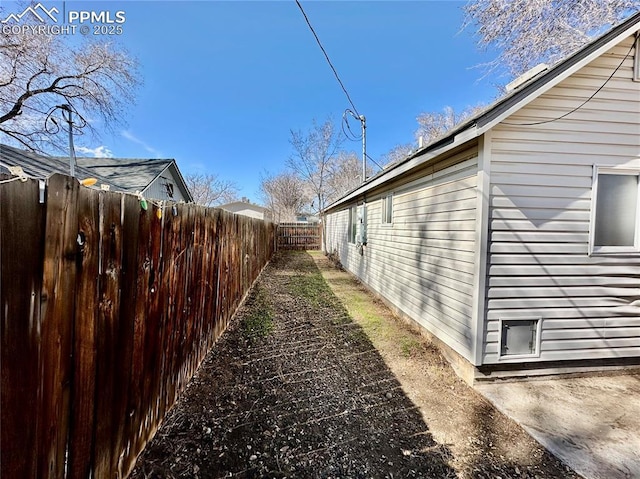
484,36,640,363
144,165,190,202
325,148,480,361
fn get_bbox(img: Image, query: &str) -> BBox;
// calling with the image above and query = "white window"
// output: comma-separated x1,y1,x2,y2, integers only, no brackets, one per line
381,193,393,224
591,168,640,254
348,205,357,244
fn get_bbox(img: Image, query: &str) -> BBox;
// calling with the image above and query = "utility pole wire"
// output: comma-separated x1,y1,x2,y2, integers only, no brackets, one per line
366,153,384,171
295,0,360,117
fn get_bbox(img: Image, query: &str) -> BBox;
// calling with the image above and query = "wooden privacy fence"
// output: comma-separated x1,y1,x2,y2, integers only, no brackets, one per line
277,222,322,250
1,174,276,479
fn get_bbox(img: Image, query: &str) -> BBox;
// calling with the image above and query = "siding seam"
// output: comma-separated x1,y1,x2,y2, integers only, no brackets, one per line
471,132,491,366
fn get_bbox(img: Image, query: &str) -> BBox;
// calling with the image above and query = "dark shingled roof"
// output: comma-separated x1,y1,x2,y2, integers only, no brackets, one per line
0,144,175,195
75,157,172,193
0,143,95,179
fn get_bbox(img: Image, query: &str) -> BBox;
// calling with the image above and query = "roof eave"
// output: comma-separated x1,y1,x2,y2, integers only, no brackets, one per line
167,160,194,203
324,11,640,213
141,160,194,203
475,11,640,134
325,124,478,212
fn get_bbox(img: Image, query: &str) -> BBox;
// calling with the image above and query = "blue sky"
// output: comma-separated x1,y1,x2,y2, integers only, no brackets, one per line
6,1,504,201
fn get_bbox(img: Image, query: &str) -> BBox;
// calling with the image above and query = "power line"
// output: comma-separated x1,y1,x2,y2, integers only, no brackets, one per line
295,0,360,117
502,40,635,126
342,109,362,141
366,153,384,171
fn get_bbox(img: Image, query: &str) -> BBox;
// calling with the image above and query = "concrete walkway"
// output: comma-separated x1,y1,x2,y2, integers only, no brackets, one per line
476,373,640,479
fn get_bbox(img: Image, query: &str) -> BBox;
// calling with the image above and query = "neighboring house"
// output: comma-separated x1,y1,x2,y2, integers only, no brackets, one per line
0,144,193,202
323,13,640,383
296,212,320,223
219,198,273,221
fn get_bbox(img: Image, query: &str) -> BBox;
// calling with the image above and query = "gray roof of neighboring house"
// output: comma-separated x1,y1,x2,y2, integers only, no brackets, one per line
74,157,173,193
326,10,640,212
0,143,96,179
218,201,270,213
0,143,193,201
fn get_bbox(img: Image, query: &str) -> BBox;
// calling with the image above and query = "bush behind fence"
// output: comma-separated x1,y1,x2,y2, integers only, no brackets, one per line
1,174,276,479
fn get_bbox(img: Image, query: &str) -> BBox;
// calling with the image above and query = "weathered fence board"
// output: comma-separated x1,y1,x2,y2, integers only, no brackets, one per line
0,178,45,479
68,186,99,479
277,222,322,250
1,174,276,479
40,174,79,479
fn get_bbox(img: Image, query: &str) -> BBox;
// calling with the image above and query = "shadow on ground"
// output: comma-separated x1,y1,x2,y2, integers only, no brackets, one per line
131,251,457,478
312,251,582,479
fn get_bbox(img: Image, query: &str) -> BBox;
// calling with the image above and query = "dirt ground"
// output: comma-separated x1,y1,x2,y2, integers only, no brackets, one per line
131,250,581,479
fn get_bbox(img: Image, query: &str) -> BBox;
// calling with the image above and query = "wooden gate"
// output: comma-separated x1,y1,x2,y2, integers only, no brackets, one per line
277,222,321,250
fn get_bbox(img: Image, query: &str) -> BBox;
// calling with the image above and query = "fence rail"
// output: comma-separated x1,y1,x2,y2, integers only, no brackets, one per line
277,222,322,250
1,174,275,479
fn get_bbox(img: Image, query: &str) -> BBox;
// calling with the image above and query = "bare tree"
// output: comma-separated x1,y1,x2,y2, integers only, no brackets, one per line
327,152,374,202
463,0,640,77
380,143,415,168
260,172,308,223
286,118,343,215
186,173,239,207
0,9,139,152
415,104,487,145
380,104,486,170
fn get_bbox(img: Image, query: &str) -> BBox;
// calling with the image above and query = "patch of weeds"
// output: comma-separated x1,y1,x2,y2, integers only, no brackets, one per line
242,287,273,340
400,337,422,357
344,295,383,331
288,270,335,308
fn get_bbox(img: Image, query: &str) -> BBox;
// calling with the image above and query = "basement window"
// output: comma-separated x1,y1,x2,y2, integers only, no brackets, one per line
499,318,541,359
591,168,640,254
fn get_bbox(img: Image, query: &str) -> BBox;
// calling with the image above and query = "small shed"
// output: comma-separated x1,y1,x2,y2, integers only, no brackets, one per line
0,144,193,202
323,13,640,382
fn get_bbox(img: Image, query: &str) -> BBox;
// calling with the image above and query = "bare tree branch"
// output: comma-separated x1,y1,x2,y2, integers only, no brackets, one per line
380,143,415,168
286,118,343,215
326,152,373,201
259,172,308,223
186,173,239,207
0,17,140,152
415,104,487,145
463,0,640,77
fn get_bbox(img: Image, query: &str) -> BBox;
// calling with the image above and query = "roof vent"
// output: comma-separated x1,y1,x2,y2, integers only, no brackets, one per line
505,63,549,92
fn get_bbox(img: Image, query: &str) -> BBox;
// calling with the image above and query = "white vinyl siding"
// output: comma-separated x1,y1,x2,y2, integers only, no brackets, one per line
485,37,640,364
144,167,190,202
324,150,479,361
